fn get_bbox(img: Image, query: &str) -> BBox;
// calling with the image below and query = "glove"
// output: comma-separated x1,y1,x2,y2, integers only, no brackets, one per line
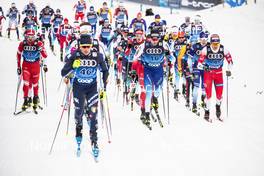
99,90,106,100
64,77,69,84
178,69,182,77
72,59,81,69
197,63,204,70
17,67,21,75
226,70,231,77
43,65,48,72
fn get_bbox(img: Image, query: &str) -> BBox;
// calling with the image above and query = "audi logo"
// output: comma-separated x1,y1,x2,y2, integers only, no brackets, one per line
146,48,163,55
174,45,182,50
77,78,93,84
195,50,201,56
80,59,97,67
208,53,224,59
102,28,111,33
23,46,37,51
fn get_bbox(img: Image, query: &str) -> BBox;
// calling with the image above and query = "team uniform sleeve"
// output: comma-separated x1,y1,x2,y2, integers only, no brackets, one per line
17,42,24,68
108,9,112,23
224,48,233,71
38,41,47,59
177,45,187,71
61,54,75,77
198,47,207,64
98,53,109,89
134,43,145,60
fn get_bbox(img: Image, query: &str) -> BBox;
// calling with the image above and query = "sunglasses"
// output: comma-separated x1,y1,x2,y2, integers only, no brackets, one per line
178,37,185,39
26,35,35,40
81,45,92,49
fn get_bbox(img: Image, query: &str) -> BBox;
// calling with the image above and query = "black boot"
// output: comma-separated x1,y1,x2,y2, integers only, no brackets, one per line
201,95,206,108
204,110,211,122
60,48,63,62
0,32,2,37
51,45,54,52
140,108,146,123
192,103,197,113
28,97,32,108
7,28,10,39
182,84,186,98
216,104,222,121
152,97,159,110
16,27,20,40
33,96,39,110
135,94,140,105
174,89,179,100
185,98,190,108
22,97,29,111
145,112,151,130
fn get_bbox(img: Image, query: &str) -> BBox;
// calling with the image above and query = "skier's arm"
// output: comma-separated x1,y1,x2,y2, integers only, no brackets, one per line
197,47,207,69
61,54,75,77
108,10,112,23
134,43,145,60
129,19,134,29
125,9,128,21
224,48,233,71
38,41,48,59
177,45,187,72
143,19,147,31
17,42,24,68
98,53,109,90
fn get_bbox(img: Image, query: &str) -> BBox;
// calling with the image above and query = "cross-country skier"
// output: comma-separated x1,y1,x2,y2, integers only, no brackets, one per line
16,29,48,113
6,2,20,40
22,0,37,17
0,6,6,37
190,15,206,45
198,34,233,122
148,14,167,38
188,31,209,114
129,12,147,32
134,30,172,129
73,0,87,22
113,1,128,28
99,19,112,47
22,10,39,31
61,34,109,158
49,9,63,52
97,2,112,25
86,6,98,36
39,4,54,42
58,18,73,61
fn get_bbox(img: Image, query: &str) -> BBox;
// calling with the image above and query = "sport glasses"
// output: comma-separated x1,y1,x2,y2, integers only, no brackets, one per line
80,45,92,48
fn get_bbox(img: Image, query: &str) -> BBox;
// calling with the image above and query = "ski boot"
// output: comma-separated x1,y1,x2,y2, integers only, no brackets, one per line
140,108,146,124
174,89,180,101
192,103,197,113
91,141,99,159
145,112,152,130
135,94,140,105
22,97,29,111
33,96,39,110
0,32,2,37
201,95,206,108
204,109,212,123
76,136,82,157
152,97,159,111
182,84,186,99
216,104,223,121
60,48,63,62
51,45,54,52
185,98,190,108
28,97,32,108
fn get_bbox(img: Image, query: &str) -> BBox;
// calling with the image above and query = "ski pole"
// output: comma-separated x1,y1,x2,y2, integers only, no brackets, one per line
100,98,111,143
105,93,112,136
14,76,22,114
167,77,170,124
49,100,68,155
57,77,63,91
66,87,72,135
44,71,48,106
226,75,229,118
40,66,46,106
161,88,167,123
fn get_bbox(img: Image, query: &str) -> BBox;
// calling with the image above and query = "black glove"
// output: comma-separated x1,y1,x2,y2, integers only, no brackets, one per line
226,70,231,77
17,67,21,75
43,65,48,72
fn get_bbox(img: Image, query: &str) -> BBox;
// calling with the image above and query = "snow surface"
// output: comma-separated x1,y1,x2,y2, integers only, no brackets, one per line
0,0,264,176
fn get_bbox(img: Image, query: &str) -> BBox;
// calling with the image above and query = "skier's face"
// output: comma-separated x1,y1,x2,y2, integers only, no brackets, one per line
80,45,92,55
211,42,220,51
151,37,159,45
200,38,208,45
